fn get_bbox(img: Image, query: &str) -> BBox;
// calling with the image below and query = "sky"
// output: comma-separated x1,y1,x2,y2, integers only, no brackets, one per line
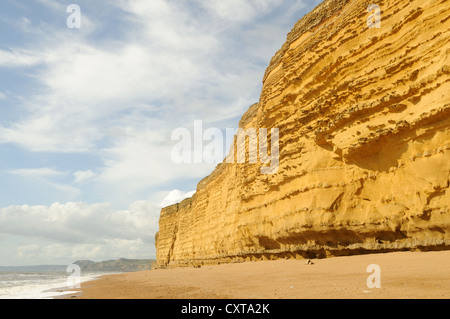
0,0,319,266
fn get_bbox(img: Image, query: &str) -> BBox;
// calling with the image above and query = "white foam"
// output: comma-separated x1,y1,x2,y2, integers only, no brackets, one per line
0,272,113,299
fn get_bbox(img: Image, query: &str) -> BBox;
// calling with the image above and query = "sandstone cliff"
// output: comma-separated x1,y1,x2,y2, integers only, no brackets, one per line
156,0,450,267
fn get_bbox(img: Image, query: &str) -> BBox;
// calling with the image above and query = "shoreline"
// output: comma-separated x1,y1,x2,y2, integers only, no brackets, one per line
48,273,115,299
66,250,450,299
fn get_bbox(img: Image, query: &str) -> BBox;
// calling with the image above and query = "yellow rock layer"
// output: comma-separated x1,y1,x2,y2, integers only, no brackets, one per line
156,0,450,267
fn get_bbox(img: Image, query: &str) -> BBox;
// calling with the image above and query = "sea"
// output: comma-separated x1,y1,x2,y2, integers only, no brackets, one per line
0,269,117,299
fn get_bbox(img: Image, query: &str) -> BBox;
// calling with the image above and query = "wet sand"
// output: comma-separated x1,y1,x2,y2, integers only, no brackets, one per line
68,251,450,299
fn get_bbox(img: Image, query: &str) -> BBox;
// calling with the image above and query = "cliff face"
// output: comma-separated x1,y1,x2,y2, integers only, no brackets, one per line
156,0,450,267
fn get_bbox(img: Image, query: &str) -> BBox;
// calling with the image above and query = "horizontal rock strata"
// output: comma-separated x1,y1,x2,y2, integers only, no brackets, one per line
156,0,450,267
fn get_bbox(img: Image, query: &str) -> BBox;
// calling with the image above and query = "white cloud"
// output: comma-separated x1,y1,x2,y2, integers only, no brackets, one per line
0,0,280,154
5,168,81,200
96,126,215,206
5,199,163,265
35,0,65,11
0,201,159,243
0,49,44,68
159,190,196,208
7,168,66,177
196,0,285,22
17,244,40,260
73,170,96,183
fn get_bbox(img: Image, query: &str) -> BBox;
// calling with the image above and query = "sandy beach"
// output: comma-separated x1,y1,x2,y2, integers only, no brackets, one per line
67,251,450,299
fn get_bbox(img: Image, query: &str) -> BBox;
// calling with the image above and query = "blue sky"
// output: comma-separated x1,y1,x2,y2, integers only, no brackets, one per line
0,0,319,266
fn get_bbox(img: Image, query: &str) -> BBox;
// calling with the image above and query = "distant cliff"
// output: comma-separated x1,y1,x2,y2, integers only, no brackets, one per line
74,259,154,272
156,0,450,268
